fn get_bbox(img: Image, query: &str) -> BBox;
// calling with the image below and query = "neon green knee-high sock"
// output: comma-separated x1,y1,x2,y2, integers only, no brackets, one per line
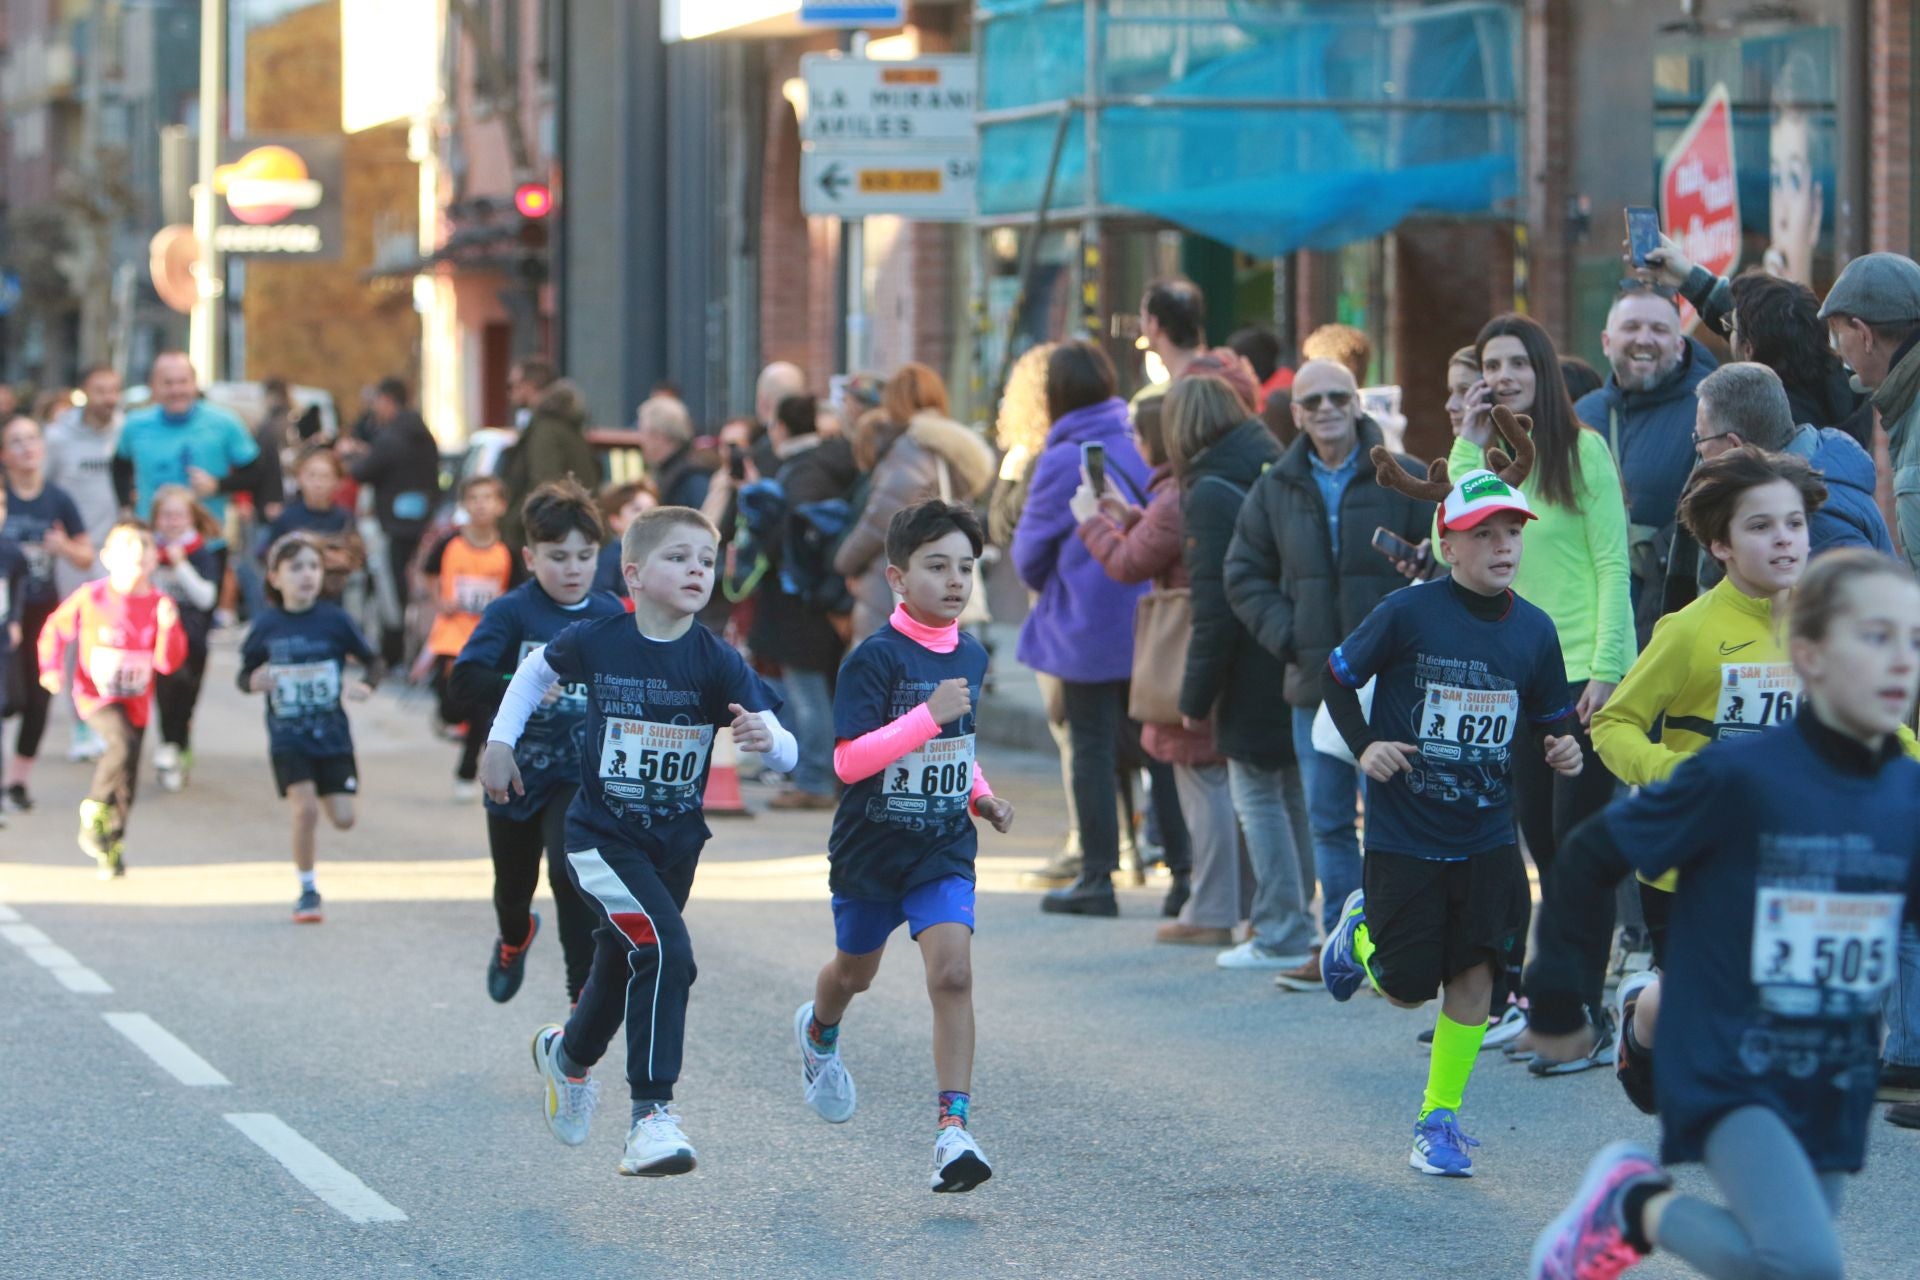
1420,1012,1488,1119
1354,921,1379,992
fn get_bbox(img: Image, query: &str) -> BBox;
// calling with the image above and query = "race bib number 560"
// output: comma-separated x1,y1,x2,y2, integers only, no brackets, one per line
598,718,713,805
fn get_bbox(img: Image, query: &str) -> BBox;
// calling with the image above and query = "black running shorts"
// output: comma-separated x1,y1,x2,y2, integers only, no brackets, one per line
272,752,360,799
1362,845,1526,1005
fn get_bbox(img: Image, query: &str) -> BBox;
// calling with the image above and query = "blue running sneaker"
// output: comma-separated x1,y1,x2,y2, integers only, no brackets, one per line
1410,1108,1480,1177
1321,888,1369,1002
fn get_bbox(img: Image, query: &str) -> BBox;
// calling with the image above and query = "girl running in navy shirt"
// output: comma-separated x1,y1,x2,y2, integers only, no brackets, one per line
239,533,383,923
1528,549,1920,1280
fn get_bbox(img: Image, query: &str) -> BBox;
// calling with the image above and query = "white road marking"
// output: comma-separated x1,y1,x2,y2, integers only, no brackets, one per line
102,1013,230,1087
224,1113,408,1223
0,918,113,992
51,966,113,994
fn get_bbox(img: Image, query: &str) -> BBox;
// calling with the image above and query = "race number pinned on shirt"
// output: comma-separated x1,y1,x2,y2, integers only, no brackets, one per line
598,718,713,806
1717,663,1799,737
884,735,976,817
452,575,502,615
269,660,341,718
1418,685,1519,758
1751,888,1902,1016
88,647,153,699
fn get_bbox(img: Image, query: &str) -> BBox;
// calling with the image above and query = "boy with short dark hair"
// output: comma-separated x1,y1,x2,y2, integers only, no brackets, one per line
1317,410,1585,1177
481,504,797,1177
454,480,627,1005
793,500,1015,1193
426,474,521,800
37,521,188,877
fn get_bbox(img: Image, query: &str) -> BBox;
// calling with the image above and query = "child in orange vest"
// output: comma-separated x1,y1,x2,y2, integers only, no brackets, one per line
424,475,521,800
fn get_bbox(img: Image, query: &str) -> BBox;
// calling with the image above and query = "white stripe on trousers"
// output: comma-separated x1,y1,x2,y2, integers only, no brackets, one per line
566,847,663,1083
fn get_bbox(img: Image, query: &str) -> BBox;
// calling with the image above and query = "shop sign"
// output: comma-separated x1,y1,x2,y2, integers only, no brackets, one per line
1660,85,1739,327
210,137,344,260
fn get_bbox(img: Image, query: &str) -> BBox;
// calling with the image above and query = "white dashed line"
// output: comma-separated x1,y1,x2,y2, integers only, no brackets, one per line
0,902,23,922
1,918,114,993
103,1013,231,1087
224,1113,409,1223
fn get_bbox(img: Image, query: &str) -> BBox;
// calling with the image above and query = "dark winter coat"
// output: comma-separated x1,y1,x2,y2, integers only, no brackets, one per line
1573,339,1719,533
1224,419,1435,709
348,409,441,542
650,441,719,512
748,434,860,674
501,381,599,544
1177,418,1293,767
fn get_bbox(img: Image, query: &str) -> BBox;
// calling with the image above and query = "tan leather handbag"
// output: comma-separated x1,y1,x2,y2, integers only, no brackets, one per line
1127,586,1192,725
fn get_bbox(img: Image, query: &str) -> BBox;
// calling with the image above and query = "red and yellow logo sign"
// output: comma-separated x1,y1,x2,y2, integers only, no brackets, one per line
214,146,324,225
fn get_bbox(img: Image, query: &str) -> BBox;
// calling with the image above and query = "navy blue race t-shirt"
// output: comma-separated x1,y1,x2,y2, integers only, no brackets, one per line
542,615,781,855
828,624,990,901
456,581,627,821
0,537,25,684
1606,717,1920,1172
2,482,85,608
1329,578,1572,859
238,602,376,758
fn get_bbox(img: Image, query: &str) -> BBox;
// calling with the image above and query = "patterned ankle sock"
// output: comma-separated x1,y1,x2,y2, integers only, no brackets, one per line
937,1090,970,1129
632,1099,669,1126
806,1014,839,1055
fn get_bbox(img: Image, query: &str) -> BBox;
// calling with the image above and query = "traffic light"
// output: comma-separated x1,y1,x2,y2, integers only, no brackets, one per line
514,182,553,219
514,181,553,283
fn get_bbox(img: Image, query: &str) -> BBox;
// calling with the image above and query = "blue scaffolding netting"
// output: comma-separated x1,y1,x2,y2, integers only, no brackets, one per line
977,0,1523,255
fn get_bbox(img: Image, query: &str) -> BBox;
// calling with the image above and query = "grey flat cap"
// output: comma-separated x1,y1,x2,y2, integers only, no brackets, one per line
1819,252,1920,324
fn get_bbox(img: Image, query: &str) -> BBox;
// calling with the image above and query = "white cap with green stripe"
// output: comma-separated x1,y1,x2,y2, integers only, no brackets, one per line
1440,469,1536,532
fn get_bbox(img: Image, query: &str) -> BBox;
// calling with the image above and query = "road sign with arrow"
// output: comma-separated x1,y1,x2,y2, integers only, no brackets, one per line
798,54,977,222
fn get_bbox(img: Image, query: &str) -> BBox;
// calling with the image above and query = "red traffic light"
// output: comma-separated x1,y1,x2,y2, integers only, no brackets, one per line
514,182,553,218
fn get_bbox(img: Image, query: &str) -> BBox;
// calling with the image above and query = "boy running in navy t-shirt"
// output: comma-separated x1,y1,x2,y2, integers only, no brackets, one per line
482,506,796,1177
1318,408,1584,1178
793,501,1015,1193
453,480,626,1006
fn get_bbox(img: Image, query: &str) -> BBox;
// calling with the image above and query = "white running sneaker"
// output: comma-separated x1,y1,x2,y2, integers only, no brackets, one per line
930,1125,993,1193
620,1106,697,1177
67,723,106,762
453,779,481,804
1482,1004,1529,1051
793,1001,857,1123
1215,939,1313,971
154,744,184,793
531,1025,598,1146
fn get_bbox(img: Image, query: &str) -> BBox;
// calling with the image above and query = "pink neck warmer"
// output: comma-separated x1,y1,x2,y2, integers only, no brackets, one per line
891,603,958,653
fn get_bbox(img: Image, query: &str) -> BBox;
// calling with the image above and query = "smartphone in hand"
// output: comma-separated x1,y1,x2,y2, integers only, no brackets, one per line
1625,206,1661,268
1371,525,1429,568
1081,441,1107,497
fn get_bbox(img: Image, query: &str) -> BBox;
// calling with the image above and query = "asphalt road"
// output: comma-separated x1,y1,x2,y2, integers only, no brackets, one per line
3,635,1917,1279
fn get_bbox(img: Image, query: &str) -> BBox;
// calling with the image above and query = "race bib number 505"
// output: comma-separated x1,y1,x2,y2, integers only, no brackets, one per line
598,718,713,805
1752,888,1901,1015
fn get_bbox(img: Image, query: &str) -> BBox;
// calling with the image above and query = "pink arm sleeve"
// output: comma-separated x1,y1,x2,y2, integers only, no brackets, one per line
833,702,942,784
969,763,993,814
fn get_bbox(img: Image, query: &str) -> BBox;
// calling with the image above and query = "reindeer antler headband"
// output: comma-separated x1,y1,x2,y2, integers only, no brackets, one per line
1370,405,1536,508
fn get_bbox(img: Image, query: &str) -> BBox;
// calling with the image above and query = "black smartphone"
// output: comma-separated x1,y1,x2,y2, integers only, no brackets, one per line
1625,206,1661,267
1081,441,1106,496
1372,525,1429,567
727,446,747,481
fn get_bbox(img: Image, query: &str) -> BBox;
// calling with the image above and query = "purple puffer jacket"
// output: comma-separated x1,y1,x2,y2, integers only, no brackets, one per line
1011,397,1152,682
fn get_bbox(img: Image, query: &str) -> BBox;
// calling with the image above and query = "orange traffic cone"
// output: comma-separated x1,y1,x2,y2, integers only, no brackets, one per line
704,725,751,817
